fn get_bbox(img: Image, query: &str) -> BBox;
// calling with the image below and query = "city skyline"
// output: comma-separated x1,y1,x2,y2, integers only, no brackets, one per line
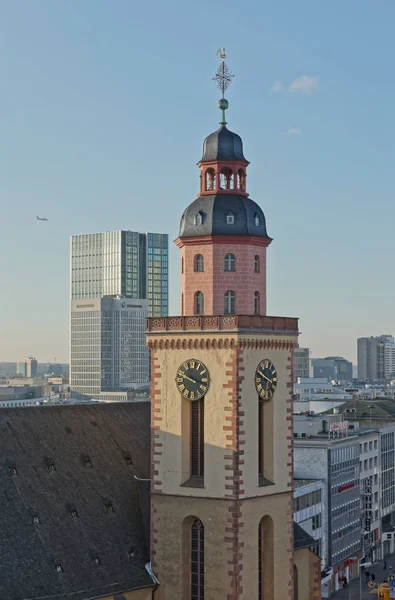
2,1,395,362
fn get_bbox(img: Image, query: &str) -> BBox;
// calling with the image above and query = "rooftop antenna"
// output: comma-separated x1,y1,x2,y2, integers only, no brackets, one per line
213,48,234,125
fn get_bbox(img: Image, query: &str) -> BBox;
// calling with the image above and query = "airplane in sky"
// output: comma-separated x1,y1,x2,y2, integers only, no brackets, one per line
36,216,48,221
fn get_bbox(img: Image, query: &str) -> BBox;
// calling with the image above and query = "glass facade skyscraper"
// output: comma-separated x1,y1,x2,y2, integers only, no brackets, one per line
70,230,168,316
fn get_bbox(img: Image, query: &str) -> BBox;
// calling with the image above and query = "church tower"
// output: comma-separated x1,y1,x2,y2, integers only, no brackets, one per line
147,54,298,600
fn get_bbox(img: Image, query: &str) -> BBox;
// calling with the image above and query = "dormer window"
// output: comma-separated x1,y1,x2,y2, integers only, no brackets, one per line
195,212,204,226
226,212,235,225
254,213,260,227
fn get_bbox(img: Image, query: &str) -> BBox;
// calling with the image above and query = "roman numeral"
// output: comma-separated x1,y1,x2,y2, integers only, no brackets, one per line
190,361,195,369
183,389,189,398
200,384,206,391
176,377,183,383
190,392,195,400
183,362,189,370
178,384,185,392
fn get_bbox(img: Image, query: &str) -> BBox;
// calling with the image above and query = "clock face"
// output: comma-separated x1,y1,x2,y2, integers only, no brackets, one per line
175,359,210,400
255,359,278,401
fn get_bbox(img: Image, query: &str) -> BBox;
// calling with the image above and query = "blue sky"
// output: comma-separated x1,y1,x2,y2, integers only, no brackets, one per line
2,0,395,363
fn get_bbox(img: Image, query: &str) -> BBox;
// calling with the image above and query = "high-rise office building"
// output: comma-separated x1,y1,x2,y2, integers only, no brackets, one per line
312,356,353,382
70,297,149,397
17,357,38,378
293,347,310,380
70,230,168,317
357,335,395,381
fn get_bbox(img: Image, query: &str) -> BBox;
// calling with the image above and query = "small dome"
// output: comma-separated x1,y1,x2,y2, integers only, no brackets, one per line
179,194,269,239
201,125,246,162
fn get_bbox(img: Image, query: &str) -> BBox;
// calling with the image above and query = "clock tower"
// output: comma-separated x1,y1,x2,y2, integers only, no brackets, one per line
147,55,303,600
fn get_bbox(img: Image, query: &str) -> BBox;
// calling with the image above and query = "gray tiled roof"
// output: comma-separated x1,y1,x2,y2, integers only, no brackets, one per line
0,402,154,600
294,522,316,550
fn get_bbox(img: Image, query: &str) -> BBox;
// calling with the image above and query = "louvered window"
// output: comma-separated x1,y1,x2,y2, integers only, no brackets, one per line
191,399,204,478
191,519,204,599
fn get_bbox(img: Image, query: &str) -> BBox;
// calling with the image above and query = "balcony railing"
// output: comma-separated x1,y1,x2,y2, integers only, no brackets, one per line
146,314,298,333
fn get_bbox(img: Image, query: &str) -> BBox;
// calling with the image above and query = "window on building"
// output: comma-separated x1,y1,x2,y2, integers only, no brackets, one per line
374,440,378,450
254,292,260,315
194,254,204,272
374,456,378,467
226,212,235,225
194,212,204,226
374,474,378,485
369,441,373,451
224,290,236,314
194,292,204,315
205,168,216,191
254,213,260,227
312,514,321,530
219,167,234,190
258,516,274,600
254,255,260,273
237,168,246,191
369,458,373,468
190,519,204,599
191,399,204,479
364,459,368,469
224,253,236,272
364,443,368,452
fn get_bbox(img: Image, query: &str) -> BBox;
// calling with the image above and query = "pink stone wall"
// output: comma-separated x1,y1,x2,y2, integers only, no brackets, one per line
179,238,267,316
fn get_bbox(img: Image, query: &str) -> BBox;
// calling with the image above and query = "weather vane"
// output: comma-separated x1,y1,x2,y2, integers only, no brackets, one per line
213,49,234,125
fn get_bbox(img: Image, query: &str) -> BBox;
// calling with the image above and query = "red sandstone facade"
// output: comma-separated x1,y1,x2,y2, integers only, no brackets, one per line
177,235,270,316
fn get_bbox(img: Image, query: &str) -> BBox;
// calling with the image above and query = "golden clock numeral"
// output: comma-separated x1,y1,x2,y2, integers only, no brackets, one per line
273,377,278,382
200,384,206,391
202,377,208,382
176,377,184,383
183,389,189,398
196,362,201,372
255,377,261,384
190,361,195,369
190,392,195,400
178,384,185,392
200,370,206,375
257,383,262,392
183,362,189,370
264,360,269,369
178,371,185,378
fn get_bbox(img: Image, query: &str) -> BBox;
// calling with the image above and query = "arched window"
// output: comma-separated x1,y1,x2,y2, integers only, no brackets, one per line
237,168,246,191
226,212,235,225
258,516,274,600
205,168,216,191
254,255,260,273
254,213,260,227
224,290,236,314
194,254,204,272
224,253,236,272
195,291,204,315
190,519,205,599
194,212,203,226
254,292,260,315
219,167,234,190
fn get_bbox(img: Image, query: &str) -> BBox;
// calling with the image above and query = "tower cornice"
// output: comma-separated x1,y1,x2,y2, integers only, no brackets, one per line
175,234,273,249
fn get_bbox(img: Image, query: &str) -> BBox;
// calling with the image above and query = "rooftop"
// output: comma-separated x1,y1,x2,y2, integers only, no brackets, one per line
0,402,154,599
294,479,321,489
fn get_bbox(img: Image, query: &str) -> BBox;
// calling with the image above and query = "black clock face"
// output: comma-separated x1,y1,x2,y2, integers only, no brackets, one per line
255,359,278,400
175,359,210,400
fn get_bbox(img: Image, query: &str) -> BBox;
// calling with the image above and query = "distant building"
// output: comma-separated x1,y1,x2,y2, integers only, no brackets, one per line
17,357,38,378
312,356,353,382
294,377,352,402
70,230,168,317
70,297,149,398
294,479,325,564
294,429,361,595
358,335,395,381
294,347,310,380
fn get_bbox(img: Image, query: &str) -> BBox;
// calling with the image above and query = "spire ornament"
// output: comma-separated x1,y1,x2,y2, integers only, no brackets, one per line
213,49,234,125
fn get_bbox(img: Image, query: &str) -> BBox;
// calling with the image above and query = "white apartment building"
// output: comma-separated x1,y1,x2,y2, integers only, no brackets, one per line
358,335,395,381
294,378,352,402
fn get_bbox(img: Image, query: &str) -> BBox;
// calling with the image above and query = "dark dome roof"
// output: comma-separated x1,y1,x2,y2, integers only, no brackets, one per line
179,194,269,239
201,125,247,162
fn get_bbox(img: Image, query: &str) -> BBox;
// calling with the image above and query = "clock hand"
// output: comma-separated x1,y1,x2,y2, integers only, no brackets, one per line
258,371,271,382
183,374,197,384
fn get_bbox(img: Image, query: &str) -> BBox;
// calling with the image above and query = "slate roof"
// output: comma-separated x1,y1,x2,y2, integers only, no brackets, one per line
294,522,316,550
201,125,247,162
0,402,154,600
323,399,395,421
179,193,269,239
